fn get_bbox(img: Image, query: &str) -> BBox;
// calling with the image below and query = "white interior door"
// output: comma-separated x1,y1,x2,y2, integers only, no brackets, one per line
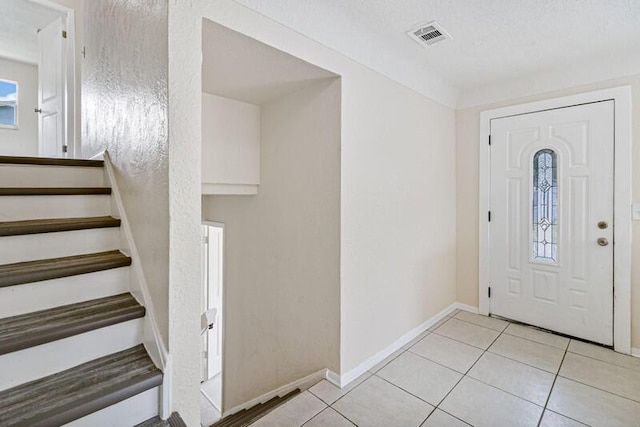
489,101,614,345
204,225,223,379
201,227,209,382
38,17,66,158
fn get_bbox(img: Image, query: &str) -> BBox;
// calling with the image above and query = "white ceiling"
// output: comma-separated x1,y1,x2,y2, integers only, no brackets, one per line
235,0,640,108
0,0,64,64
202,19,337,105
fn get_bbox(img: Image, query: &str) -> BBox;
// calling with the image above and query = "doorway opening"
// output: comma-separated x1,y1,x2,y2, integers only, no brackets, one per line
199,18,341,420
0,0,78,158
201,222,224,425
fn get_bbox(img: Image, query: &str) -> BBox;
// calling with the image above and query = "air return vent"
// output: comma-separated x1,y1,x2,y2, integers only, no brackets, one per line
407,21,451,47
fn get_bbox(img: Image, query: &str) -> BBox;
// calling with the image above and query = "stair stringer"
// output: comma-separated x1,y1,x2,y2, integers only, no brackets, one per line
100,150,172,418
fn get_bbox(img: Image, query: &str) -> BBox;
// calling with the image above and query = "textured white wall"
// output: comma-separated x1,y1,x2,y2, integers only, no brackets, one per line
82,0,169,347
0,58,38,156
169,1,457,421
168,2,202,423
201,93,260,186
202,78,342,410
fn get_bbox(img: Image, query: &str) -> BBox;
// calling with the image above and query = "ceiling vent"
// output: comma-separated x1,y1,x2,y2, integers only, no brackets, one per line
407,21,451,47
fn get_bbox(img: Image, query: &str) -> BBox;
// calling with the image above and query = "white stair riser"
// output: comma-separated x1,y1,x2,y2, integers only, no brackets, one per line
0,164,105,188
0,319,144,392
0,228,120,264
0,195,111,221
64,387,159,427
0,267,130,318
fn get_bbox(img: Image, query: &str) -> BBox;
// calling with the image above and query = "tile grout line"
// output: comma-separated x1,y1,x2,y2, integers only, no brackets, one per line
554,373,640,405
425,318,509,426
306,388,330,406
537,345,568,427
428,325,568,374
370,373,438,425
429,330,495,351
541,408,590,427
299,405,355,427
427,329,566,374
388,333,555,410
450,314,510,333
482,347,561,374
432,323,568,353
564,347,640,372
328,366,391,410
429,407,473,426
405,347,472,375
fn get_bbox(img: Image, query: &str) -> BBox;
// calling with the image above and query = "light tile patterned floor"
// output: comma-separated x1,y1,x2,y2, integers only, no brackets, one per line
249,309,640,426
200,375,222,427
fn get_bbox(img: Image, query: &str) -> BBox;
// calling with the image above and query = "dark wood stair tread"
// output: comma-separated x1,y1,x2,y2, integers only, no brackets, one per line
0,216,121,236
0,345,162,427
0,293,145,355
0,187,111,196
0,155,104,167
0,250,132,288
211,389,300,427
136,413,187,427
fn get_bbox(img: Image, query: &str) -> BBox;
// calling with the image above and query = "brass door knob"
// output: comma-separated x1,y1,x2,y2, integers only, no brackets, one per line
598,221,608,229
597,237,609,247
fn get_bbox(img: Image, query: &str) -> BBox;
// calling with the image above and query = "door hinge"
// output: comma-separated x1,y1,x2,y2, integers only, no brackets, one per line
488,211,491,222
203,235,209,244
488,287,491,298
488,135,491,146
62,30,67,39
82,47,86,59
62,145,68,154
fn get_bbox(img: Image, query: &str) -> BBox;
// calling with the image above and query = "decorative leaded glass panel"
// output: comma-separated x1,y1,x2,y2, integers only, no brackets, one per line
533,149,558,261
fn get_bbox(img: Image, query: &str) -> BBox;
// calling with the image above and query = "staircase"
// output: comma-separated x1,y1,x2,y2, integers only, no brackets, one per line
0,156,164,426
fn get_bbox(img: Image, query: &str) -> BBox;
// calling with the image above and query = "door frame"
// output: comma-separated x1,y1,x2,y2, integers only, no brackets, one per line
202,220,225,411
478,86,632,354
29,0,77,158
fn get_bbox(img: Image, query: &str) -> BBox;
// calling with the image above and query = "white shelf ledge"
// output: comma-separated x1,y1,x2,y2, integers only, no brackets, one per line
201,183,258,195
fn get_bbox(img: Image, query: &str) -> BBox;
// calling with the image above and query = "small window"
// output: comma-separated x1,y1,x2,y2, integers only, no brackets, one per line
0,79,18,129
532,149,558,261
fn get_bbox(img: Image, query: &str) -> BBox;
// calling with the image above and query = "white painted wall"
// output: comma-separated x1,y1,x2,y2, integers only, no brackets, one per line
0,58,38,156
169,1,457,422
340,69,457,374
203,78,341,410
201,93,260,188
456,74,640,350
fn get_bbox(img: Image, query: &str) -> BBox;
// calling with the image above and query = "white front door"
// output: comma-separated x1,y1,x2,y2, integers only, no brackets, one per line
38,17,66,158
489,101,614,345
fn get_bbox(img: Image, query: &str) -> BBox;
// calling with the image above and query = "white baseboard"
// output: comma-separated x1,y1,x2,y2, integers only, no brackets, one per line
222,369,327,418
631,348,640,358
454,302,479,314
329,302,459,388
